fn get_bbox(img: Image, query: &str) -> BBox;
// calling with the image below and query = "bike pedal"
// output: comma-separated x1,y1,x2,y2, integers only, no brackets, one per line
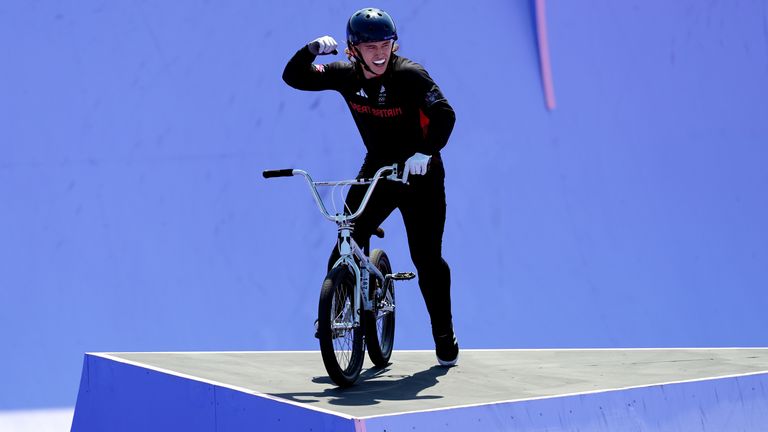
388,272,416,281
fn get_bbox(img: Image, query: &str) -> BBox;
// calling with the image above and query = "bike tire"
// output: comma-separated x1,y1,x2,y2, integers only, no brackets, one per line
364,249,396,367
318,265,365,387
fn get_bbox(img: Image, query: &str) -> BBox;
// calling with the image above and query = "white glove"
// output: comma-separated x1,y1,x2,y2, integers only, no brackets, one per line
402,152,432,184
308,36,338,56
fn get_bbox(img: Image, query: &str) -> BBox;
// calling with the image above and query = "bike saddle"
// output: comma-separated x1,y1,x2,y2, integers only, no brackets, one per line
374,227,385,238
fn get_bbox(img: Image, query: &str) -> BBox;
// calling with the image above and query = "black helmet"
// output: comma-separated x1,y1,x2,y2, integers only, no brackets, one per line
346,8,398,45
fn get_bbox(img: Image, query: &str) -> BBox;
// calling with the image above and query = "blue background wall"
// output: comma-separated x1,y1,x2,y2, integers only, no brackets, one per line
1,0,767,410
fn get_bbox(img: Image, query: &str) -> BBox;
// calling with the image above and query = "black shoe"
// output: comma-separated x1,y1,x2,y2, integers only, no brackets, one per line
435,332,459,366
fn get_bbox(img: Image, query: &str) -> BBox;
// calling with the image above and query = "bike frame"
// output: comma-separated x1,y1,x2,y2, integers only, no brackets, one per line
278,164,401,329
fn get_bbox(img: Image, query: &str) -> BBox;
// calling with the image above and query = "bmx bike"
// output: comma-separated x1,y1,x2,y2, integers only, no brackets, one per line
262,164,415,387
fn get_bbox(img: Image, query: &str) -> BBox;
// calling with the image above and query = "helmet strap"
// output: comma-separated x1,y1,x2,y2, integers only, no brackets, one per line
352,46,378,76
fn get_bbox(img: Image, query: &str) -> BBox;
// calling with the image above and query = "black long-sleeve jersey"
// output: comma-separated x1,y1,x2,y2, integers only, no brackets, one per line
283,45,456,171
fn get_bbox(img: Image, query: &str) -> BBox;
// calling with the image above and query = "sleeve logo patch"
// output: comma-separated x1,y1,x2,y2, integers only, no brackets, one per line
313,64,326,73
425,87,444,106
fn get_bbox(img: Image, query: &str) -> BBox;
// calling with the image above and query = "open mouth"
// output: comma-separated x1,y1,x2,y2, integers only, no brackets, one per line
372,59,386,66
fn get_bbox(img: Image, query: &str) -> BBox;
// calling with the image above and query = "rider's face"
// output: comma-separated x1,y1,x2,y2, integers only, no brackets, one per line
355,40,393,77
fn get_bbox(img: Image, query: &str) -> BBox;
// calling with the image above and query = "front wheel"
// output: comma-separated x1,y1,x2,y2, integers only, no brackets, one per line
318,265,365,387
364,249,396,367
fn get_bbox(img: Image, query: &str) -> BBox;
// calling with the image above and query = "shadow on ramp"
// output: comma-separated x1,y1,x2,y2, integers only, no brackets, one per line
274,365,451,407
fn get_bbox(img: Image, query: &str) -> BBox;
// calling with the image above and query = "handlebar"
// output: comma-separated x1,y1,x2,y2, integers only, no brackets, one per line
262,169,295,178
262,164,400,223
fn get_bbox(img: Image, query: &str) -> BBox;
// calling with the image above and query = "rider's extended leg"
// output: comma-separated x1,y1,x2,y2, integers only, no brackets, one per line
398,158,458,365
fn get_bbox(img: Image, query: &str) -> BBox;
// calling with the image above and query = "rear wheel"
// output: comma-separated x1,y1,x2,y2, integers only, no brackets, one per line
318,265,365,387
364,249,396,367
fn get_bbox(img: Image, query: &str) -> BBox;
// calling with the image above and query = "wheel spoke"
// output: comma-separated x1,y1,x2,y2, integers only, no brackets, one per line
330,278,355,371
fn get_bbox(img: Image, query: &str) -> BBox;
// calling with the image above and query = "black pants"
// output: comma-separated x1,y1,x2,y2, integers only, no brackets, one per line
327,158,453,339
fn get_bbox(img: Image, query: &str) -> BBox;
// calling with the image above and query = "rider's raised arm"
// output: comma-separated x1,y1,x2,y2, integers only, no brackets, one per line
402,64,456,156
282,45,351,91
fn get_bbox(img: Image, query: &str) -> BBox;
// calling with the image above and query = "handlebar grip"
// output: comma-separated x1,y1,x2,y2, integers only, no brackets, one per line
262,169,295,179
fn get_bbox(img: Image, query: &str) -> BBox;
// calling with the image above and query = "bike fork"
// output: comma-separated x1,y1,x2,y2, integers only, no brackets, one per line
334,225,364,327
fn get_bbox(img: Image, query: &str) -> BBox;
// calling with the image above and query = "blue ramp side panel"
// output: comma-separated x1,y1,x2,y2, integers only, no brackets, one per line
71,354,355,432
364,373,768,432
